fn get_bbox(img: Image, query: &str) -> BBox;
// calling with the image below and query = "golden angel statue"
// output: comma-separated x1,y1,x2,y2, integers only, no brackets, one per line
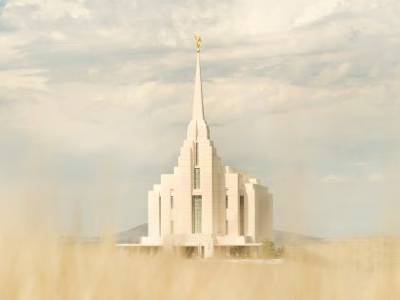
194,34,202,52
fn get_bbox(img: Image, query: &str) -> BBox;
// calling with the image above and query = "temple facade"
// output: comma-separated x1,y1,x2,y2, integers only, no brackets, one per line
141,37,273,257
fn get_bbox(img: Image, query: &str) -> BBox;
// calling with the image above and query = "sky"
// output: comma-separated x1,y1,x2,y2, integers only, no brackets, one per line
0,0,399,238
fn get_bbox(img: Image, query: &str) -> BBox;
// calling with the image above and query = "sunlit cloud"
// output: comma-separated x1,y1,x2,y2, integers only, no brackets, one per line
0,0,399,237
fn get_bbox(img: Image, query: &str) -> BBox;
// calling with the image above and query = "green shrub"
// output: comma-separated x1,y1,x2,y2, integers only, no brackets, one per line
261,240,284,258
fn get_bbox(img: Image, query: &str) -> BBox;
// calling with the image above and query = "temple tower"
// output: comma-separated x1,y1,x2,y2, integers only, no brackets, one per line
141,36,273,257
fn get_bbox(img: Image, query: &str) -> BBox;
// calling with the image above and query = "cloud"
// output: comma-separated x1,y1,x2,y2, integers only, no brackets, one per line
4,0,90,20
367,172,384,183
321,172,386,185
321,174,352,184
0,0,399,236
0,69,48,90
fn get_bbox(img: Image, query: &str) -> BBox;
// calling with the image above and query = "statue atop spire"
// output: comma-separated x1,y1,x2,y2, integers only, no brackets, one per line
194,34,202,53
187,33,209,140
191,34,204,122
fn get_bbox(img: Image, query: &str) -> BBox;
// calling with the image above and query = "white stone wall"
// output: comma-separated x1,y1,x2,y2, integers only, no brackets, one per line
143,136,274,250
225,172,239,236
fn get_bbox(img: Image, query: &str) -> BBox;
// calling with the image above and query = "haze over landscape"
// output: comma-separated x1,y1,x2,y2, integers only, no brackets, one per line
0,0,399,238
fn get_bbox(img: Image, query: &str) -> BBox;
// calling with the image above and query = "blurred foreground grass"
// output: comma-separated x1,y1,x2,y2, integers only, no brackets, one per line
0,235,399,300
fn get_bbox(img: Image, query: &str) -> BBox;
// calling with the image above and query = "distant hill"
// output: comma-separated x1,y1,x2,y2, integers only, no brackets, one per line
117,223,148,243
273,230,321,246
116,223,320,245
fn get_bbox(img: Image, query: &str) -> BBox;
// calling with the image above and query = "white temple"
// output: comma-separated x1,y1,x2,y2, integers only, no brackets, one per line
141,36,273,257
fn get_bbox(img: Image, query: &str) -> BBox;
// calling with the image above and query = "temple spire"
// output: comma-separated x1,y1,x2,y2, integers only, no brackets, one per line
187,34,209,140
192,34,205,121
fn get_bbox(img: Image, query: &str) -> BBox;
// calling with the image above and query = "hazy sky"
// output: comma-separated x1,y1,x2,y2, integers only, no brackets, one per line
0,0,399,237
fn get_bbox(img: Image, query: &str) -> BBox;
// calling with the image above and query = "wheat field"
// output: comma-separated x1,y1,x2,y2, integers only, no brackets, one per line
0,233,399,300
